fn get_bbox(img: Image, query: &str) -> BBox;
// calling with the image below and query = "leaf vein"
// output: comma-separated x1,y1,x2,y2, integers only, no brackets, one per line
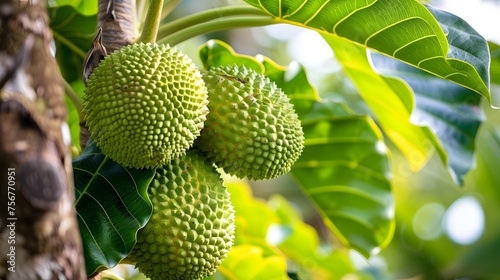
293,160,388,182
77,213,106,260
85,190,127,247
323,211,377,233
304,0,330,25
283,0,308,19
332,1,377,34
257,0,272,16
393,34,438,57
308,185,387,205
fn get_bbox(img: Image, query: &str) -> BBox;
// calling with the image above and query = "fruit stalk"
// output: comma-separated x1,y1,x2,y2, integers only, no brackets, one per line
157,6,269,39
158,15,277,46
139,0,164,43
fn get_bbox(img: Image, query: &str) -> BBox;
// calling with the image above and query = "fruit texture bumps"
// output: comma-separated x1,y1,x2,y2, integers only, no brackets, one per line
198,65,304,180
129,150,235,280
83,43,208,168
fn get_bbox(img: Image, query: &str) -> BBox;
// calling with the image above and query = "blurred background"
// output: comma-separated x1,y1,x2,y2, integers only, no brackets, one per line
127,0,500,279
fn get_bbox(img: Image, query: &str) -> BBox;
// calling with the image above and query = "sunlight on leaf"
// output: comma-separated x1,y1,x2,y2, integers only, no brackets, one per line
48,0,98,16
489,42,500,85
208,245,289,280
267,195,368,279
224,181,371,279
370,52,484,185
326,35,443,172
243,0,491,105
199,40,265,73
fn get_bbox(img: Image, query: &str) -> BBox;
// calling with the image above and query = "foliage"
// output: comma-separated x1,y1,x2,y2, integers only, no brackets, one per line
73,140,155,274
48,0,500,279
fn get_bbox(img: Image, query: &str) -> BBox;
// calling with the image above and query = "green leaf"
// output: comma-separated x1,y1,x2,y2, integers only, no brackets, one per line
267,195,366,280
242,0,491,104
326,35,441,172
49,6,96,83
65,95,81,152
225,181,280,254
291,101,394,257
72,140,155,275
489,42,500,85
370,52,484,185
199,40,265,73
66,80,86,151
207,245,289,280
425,5,490,89
259,57,319,116
48,0,98,16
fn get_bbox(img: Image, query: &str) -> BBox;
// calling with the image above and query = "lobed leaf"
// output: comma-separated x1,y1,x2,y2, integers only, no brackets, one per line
243,0,491,105
370,52,484,185
73,139,155,275
326,35,443,172
291,101,394,257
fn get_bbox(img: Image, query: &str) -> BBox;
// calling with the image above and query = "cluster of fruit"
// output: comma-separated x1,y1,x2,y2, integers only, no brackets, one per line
83,42,304,280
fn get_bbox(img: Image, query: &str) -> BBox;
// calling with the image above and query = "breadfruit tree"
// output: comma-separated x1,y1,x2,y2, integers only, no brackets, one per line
2,0,500,279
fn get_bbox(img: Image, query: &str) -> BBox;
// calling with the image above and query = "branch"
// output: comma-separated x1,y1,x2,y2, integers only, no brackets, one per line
81,0,137,151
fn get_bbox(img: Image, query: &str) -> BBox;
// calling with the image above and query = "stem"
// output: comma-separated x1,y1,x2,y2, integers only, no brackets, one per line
157,16,277,46
52,30,87,59
140,0,164,43
63,79,84,122
158,6,269,39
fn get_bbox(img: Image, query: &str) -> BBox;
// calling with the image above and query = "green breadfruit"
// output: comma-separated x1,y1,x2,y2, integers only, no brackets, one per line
129,150,235,280
197,65,304,180
83,43,208,168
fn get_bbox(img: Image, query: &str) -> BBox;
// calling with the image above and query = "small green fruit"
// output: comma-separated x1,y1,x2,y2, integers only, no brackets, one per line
84,43,208,168
197,65,304,180
129,150,235,280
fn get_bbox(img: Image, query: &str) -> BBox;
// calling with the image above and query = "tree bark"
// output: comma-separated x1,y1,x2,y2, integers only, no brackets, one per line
0,1,86,279
80,0,137,151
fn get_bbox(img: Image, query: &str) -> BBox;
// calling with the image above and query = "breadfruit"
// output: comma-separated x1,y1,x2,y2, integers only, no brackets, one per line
83,43,208,168
129,150,235,280
197,65,304,180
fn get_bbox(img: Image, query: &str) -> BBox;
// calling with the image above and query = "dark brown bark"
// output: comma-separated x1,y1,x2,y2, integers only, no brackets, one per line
0,1,86,279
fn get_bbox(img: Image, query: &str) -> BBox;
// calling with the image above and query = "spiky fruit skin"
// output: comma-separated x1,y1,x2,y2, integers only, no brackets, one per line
197,65,304,180
129,150,235,280
83,43,208,168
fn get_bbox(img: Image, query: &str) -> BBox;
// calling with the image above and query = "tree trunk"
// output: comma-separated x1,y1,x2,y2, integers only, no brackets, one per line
0,0,86,279
81,0,137,151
